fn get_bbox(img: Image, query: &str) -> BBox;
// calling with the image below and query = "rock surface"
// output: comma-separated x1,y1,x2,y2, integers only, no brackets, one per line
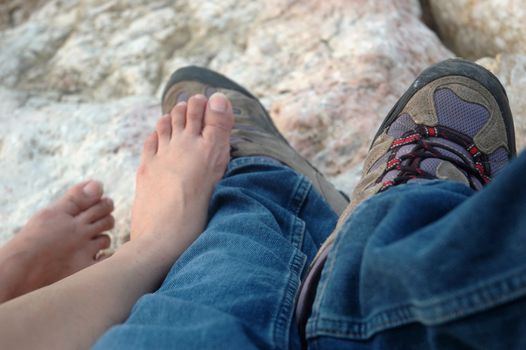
477,54,526,152
428,0,526,59
0,88,158,245
0,0,524,246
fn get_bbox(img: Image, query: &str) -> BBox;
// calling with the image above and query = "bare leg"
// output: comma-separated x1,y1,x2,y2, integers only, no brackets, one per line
0,180,114,302
0,92,234,349
131,93,233,247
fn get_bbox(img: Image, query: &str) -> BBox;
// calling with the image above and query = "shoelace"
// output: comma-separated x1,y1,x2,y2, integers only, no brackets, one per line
380,127,490,192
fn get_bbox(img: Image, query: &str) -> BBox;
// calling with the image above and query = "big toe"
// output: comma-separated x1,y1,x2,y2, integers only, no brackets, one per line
56,180,104,216
203,92,234,141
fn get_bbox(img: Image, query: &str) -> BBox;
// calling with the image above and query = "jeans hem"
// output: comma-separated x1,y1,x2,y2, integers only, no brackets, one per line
307,263,526,340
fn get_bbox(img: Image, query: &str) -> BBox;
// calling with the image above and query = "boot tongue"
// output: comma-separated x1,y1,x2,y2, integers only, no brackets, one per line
415,158,470,186
419,137,482,189
435,160,470,185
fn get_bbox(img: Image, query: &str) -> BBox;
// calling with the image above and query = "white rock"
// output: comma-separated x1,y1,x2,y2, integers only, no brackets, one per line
477,54,526,152
0,87,158,244
428,0,526,59
5,0,524,249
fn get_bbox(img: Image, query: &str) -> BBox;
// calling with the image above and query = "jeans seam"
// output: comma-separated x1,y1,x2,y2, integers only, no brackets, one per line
227,156,284,172
310,265,526,339
273,176,311,350
287,176,312,249
274,251,306,349
306,199,362,338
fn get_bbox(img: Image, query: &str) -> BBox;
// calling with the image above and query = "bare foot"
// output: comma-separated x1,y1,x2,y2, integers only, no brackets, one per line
0,180,114,302
131,92,233,255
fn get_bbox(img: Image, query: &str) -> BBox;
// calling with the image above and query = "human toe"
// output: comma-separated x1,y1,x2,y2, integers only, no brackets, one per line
87,215,115,236
156,114,172,149
141,132,158,162
203,92,234,140
86,234,112,262
77,197,114,225
186,94,208,135
171,101,187,132
57,180,104,216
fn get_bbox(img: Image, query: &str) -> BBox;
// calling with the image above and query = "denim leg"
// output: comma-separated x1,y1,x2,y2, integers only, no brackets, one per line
94,157,337,349
308,151,526,350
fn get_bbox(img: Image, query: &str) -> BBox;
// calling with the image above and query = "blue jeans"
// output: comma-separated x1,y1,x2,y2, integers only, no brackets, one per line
94,152,526,349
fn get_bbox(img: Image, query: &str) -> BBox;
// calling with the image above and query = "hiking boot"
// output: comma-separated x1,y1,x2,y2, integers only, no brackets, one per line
296,58,516,335
161,66,349,215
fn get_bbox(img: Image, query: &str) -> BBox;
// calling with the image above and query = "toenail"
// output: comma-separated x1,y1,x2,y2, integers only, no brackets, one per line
209,93,228,112
83,181,101,197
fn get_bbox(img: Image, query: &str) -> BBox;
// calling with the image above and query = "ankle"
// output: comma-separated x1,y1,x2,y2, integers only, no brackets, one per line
0,239,35,302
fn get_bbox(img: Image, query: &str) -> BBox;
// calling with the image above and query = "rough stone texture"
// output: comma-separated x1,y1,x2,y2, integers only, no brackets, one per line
1,0,524,247
0,0,48,30
0,88,159,245
428,0,526,60
477,54,526,152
